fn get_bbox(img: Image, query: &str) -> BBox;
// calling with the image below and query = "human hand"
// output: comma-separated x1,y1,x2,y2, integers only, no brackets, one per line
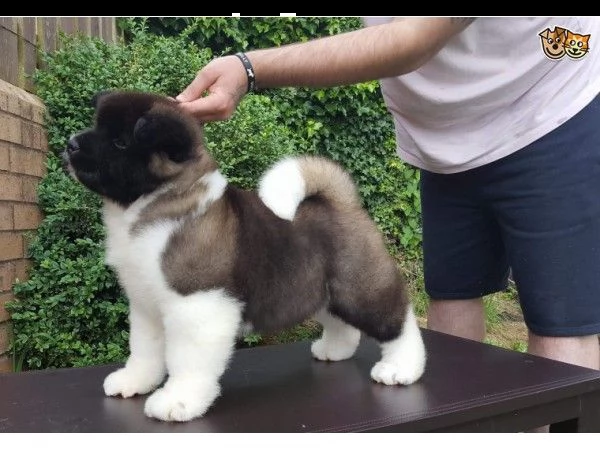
176,55,248,122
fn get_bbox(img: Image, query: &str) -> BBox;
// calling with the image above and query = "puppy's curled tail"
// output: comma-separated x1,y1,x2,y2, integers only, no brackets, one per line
258,156,361,220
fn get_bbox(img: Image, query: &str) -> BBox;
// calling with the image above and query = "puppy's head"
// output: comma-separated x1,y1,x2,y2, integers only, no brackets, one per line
64,90,205,206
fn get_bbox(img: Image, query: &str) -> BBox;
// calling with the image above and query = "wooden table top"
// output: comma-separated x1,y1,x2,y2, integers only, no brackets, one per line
1,329,599,432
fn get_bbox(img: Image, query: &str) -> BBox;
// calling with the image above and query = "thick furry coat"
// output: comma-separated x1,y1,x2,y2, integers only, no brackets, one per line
64,91,426,422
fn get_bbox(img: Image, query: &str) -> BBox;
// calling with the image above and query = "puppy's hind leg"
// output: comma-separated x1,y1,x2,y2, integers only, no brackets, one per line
311,308,361,361
370,306,426,386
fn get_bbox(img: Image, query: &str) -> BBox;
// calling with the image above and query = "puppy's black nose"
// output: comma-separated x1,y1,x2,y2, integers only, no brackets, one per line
553,44,559,50
66,137,80,155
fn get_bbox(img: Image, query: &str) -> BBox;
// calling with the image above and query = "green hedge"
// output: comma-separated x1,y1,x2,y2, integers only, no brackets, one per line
121,17,422,256
8,25,300,369
8,19,423,370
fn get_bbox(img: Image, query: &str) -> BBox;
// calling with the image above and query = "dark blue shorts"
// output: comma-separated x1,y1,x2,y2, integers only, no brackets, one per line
420,95,600,337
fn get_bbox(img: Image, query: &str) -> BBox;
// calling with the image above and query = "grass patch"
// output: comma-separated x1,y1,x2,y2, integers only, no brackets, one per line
264,320,323,345
401,258,527,352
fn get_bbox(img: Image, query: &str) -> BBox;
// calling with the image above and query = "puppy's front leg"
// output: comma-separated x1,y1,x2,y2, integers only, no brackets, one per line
144,289,243,422
104,303,166,398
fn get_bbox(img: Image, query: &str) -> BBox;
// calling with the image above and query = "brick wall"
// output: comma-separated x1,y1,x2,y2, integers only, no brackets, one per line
0,17,117,90
0,78,47,372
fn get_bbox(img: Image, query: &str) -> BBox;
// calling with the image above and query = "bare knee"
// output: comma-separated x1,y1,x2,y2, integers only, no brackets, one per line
427,298,485,341
527,331,600,370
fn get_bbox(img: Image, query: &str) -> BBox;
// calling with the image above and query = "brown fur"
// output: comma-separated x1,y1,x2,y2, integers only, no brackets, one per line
67,90,411,342
298,156,362,209
134,154,218,233
154,155,410,338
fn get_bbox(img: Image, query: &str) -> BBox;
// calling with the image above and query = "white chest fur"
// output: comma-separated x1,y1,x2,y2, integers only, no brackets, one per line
101,171,228,309
102,197,178,309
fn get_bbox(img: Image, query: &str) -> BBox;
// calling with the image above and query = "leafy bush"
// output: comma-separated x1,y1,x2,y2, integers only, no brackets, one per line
9,18,425,370
8,24,304,370
37,27,212,155
10,155,128,369
204,95,300,189
123,17,423,258
118,17,362,56
269,85,422,258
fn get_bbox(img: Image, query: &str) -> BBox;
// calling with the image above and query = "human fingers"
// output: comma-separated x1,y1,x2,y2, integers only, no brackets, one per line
176,68,214,104
177,90,239,122
177,56,248,122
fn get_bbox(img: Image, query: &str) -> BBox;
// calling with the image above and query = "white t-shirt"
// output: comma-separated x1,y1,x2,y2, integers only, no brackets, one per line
362,17,600,174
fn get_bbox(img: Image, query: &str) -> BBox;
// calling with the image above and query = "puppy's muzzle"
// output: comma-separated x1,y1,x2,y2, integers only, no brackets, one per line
66,137,80,156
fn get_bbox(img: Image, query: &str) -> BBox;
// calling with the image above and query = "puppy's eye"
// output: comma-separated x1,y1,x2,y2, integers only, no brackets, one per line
548,38,554,44
112,138,128,150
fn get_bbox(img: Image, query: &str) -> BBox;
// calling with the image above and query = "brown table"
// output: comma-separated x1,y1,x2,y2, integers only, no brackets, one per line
1,329,599,432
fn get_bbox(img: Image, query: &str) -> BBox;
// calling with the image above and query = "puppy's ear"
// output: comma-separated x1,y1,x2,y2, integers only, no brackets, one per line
91,90,113,109
133,108,194,163
133,115,150,142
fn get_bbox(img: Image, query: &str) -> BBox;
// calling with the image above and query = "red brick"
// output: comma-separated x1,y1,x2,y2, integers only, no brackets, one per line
20,176,39,203
32,124,48,152
0,262,15,292
32,105,46,125
0,141,9,170
0,292,14,322
0,232,23,261
6,94,20,116
20,123,47,151
19,100,34,121
0,91,7,113
21,232,35,257
13,259,31,282
0,111,22,144
10,146,46,177
13,203,42,230
0,354,11,373
0,203,13,230
40,130,48,152
0,321,12,354
0,173,22,201
20,122,34,148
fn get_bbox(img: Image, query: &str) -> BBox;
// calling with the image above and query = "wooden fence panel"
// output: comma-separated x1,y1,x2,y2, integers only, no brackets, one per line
0,17,117,92
90,17,101,39
101,17,116,43
42,17,58,54
0,26,19,87
21,17,36,44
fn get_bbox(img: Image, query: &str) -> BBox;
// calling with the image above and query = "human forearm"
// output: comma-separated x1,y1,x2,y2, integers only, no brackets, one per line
177,17,475,121
247,17,475,89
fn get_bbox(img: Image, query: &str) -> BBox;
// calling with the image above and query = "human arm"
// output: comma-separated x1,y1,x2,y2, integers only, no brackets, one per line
176,17,475,121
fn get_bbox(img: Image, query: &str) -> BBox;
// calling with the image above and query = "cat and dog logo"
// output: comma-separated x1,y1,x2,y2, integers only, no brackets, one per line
539,26,590,60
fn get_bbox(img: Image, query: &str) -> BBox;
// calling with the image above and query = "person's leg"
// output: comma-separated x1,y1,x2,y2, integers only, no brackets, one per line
490,96,600,346
527,334,599,432
427,298,485,341
420,168,510,342
527,332,600,370
486,96,600,430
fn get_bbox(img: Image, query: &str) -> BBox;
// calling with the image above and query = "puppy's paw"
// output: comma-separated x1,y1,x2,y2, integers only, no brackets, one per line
370,361,424,386
144,381,220,422
311,335,359,361
103,367,164,398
